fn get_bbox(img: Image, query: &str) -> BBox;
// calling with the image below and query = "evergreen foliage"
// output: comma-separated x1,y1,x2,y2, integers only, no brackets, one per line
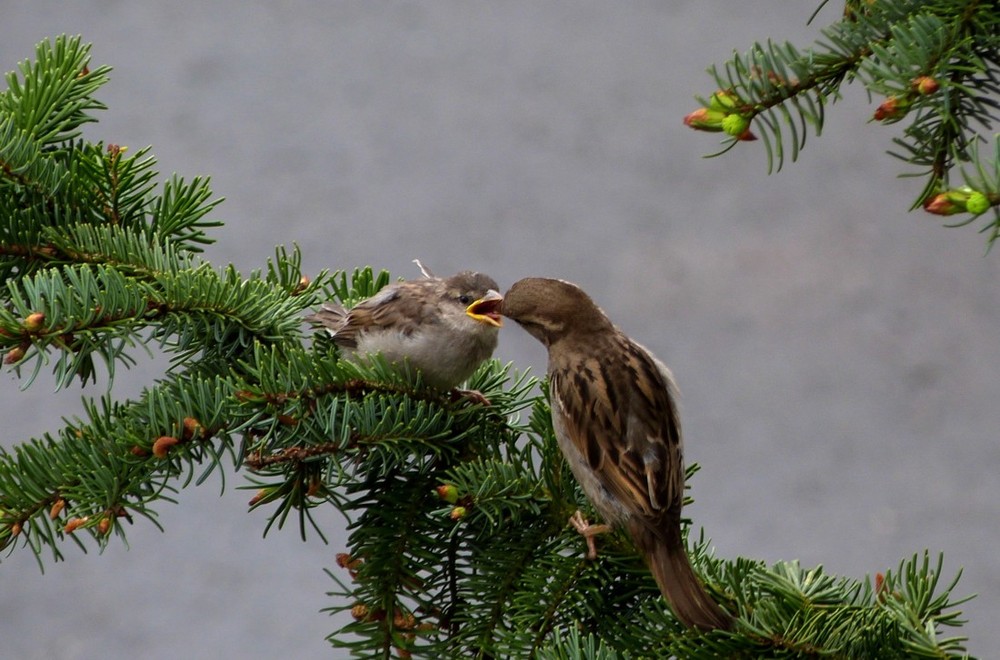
0,33,976,659
684,0,1000,247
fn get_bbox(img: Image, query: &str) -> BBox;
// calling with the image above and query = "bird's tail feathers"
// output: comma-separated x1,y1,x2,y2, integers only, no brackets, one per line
305,304,347,331
631,519,733,631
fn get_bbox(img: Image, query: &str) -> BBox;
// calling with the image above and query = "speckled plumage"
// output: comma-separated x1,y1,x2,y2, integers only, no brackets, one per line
502,277,732,631
307,271,502,391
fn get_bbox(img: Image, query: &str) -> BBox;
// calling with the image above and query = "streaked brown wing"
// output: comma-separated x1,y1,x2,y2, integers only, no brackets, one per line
550,333,684,519
316,280,445,348
619,338,685,513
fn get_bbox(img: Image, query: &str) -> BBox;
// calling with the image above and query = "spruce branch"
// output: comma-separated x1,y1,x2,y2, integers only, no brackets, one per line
1,35,978,659
685,0,1000,247
0,34,110,145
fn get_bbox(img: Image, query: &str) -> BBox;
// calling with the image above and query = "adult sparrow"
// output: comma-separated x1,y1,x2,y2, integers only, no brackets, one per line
306,267,503,393
501,277,732,631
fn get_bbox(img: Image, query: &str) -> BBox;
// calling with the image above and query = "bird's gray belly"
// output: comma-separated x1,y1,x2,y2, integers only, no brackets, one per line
552,409,630,525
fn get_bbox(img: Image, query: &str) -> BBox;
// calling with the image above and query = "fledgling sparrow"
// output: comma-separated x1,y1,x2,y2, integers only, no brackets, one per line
501,277,732,631
306,267,503,394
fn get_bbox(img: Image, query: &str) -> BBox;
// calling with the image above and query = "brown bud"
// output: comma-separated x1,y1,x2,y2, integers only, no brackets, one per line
393,610,416,630
4,346,26,364
49,499,66,520
874,572,886,602
181,417,202,440
64,517,89,534
23,312,45,332
292,275,311,295
336,552,363,576
10,521,22,537
152,435,180,458
248,489,268,507
307,476,322,498
873,96,909,122
97,517,112,535
130,445,149,457
923,193,957,216
912,75,939,96
765,70,791,87
351,603,385,621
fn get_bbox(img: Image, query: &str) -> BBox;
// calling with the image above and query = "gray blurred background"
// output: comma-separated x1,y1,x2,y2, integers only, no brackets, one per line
2,2,998,658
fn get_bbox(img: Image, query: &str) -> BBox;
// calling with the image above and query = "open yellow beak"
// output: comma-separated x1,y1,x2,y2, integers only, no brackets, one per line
466,290,504,327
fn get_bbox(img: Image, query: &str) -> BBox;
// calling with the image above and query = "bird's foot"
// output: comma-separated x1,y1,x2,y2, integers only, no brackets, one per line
450,388,491,406
568,510,611,560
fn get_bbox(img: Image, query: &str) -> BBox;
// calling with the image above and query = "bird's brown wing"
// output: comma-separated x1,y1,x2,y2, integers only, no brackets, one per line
308,281,443,348
551,333,685,520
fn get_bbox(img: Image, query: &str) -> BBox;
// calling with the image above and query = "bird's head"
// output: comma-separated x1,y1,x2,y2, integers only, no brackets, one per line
445,272,504,328
501,277,611,347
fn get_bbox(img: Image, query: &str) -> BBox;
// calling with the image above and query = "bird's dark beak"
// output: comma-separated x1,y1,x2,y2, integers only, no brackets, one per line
466,290,504,327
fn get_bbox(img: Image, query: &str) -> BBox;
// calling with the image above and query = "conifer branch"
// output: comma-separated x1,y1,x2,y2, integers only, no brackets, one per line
685,0,1000,247
1,34,978,659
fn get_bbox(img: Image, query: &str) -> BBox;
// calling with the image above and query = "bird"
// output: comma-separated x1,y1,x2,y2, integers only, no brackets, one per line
306,265,503,394
501,277,732,631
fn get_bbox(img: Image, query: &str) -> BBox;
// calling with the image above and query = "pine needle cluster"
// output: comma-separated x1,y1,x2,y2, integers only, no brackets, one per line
0,35,975,658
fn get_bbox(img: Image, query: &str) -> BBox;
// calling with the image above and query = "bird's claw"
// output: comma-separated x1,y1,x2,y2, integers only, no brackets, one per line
450,388,491,406
568,511,611,560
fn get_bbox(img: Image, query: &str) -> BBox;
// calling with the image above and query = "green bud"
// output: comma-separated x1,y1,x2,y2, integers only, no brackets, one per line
708,90,738,111
966,191,990,215
683,107,726,132
721,114,750,137
435,484,459,504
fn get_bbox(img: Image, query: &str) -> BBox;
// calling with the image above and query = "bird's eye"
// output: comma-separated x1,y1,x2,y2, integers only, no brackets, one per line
459,295,471,304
